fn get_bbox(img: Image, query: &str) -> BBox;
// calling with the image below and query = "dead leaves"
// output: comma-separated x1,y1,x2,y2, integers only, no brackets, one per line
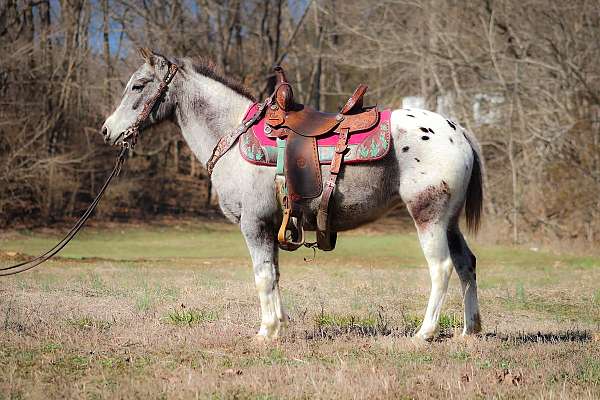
496,369,524,386
221,368,243,377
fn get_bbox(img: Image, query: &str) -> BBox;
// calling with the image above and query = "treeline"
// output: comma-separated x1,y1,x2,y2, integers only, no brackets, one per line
1,0,599,244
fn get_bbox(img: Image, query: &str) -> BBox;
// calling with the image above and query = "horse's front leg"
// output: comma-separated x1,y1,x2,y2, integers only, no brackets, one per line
241,216,288,340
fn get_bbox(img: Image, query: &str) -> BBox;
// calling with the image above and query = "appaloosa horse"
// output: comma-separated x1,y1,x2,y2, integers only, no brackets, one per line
102,49,483,341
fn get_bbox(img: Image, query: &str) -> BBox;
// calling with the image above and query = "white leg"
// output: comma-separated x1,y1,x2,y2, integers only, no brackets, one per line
241,217,288,339
415,224,454,341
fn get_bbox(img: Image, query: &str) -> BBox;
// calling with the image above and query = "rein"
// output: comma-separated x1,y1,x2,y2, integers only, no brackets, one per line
0,147,128,276
0,64,179,276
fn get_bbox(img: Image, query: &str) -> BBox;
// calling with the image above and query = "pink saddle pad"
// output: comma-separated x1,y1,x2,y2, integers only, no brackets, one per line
239,103,392,166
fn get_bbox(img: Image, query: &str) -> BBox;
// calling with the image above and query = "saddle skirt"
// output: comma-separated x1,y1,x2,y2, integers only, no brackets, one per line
239,103,392,166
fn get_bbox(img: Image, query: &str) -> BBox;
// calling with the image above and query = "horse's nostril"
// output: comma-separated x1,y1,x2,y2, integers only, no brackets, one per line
102,126,110,144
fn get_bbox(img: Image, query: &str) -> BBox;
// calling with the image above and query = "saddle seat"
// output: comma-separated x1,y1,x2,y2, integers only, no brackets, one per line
266,66,375,138
265,66,381,252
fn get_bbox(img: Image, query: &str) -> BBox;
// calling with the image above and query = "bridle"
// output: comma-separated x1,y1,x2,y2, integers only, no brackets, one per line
113,63,179,149
0,62,180,276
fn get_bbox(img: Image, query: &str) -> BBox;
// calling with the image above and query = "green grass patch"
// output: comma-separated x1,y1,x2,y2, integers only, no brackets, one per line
134,283,180,313
4,224,600,276
577,357,600,384
67,316,112,331
450,350,470,361
164,307,219,326
438,313,462,332
315,312,377,329
501,293,598,323
51,354,90,373
42,343,63,353
593,289,600,306
395,351,433,365
399,313,461,336
311,310,392,337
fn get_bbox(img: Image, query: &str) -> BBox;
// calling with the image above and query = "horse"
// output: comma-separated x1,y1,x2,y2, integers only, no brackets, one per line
101,48,484,342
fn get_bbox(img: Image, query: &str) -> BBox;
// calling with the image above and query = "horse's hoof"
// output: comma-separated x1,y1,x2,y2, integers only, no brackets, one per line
411,334,432,347
460,330,483,340
253,331,280,343
253,334,271,344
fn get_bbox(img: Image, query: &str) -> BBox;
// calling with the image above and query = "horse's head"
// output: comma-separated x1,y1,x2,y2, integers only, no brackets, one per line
102,48,177,145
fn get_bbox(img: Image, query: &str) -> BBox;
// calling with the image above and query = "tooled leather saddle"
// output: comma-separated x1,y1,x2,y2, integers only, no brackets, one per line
260,66,386,251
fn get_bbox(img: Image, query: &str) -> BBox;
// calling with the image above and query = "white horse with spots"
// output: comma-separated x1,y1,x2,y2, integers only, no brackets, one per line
102,49,483,341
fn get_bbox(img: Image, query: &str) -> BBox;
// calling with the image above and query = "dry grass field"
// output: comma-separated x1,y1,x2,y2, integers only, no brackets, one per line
1,220,599,399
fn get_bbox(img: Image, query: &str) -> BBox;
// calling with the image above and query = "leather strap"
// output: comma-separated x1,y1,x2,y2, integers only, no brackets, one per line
316,127,349,250
206,97,272,176
340,84,368,114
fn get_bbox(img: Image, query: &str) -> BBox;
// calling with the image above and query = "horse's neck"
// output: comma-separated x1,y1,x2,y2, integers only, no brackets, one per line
174,74,252,165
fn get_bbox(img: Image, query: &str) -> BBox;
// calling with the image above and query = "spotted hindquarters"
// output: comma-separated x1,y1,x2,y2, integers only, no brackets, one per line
406,181,451,229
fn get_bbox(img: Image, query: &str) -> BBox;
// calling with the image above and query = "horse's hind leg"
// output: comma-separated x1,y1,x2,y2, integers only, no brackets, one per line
447,221,481,335
240,216,288,340
413,222,455,341
404,181,455,340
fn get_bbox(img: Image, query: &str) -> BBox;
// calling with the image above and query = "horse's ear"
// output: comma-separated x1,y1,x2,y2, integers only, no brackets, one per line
138,47,155,66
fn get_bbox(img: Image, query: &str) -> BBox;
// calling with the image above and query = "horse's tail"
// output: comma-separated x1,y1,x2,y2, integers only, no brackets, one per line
463,131,484,234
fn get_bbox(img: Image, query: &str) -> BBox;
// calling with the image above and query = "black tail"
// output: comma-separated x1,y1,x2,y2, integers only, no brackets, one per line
465,149,483,234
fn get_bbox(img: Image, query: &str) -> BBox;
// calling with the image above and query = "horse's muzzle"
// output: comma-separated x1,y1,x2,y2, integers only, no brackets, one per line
102,126,111,144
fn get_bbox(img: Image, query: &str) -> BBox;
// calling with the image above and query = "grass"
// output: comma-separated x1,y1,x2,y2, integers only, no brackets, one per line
67,316,113,331
165,307,219,326
1,221,600,399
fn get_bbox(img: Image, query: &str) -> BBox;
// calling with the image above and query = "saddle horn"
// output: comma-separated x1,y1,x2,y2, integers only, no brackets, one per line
273,65,294,111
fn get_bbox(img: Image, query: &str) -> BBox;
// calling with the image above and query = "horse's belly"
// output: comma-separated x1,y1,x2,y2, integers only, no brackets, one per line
302,154,401,231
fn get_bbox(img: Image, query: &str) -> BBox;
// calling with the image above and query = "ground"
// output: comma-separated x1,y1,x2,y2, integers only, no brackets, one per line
0,220,599,399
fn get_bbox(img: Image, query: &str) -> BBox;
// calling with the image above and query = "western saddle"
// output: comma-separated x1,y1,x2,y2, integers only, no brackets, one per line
266,66,379,251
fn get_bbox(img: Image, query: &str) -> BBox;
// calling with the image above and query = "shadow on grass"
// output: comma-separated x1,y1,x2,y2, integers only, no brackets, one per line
302,324,394,340
297,308,464,341
485,330,594,344
300,326,594,343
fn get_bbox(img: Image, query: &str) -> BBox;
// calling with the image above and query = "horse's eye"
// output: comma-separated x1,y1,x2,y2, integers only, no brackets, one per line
132,84,144,92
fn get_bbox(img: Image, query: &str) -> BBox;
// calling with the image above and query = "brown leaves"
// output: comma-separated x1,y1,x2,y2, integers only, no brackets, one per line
496,369,524,386
460,373,471,383
221,368,243,377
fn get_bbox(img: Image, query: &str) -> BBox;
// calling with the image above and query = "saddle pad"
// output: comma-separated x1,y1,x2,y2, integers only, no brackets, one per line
239,103,392,166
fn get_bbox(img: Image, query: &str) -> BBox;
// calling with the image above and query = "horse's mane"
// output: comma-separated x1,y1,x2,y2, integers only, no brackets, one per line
183,57,256,102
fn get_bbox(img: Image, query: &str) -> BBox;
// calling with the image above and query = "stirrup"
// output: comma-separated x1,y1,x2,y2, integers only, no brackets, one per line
277,208,305,251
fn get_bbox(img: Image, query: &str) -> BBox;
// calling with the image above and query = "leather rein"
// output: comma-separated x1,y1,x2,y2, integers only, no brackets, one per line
1,62,272,276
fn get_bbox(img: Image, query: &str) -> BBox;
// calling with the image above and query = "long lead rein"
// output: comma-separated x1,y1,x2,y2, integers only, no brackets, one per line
0,64,180,276
0,146,128,276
